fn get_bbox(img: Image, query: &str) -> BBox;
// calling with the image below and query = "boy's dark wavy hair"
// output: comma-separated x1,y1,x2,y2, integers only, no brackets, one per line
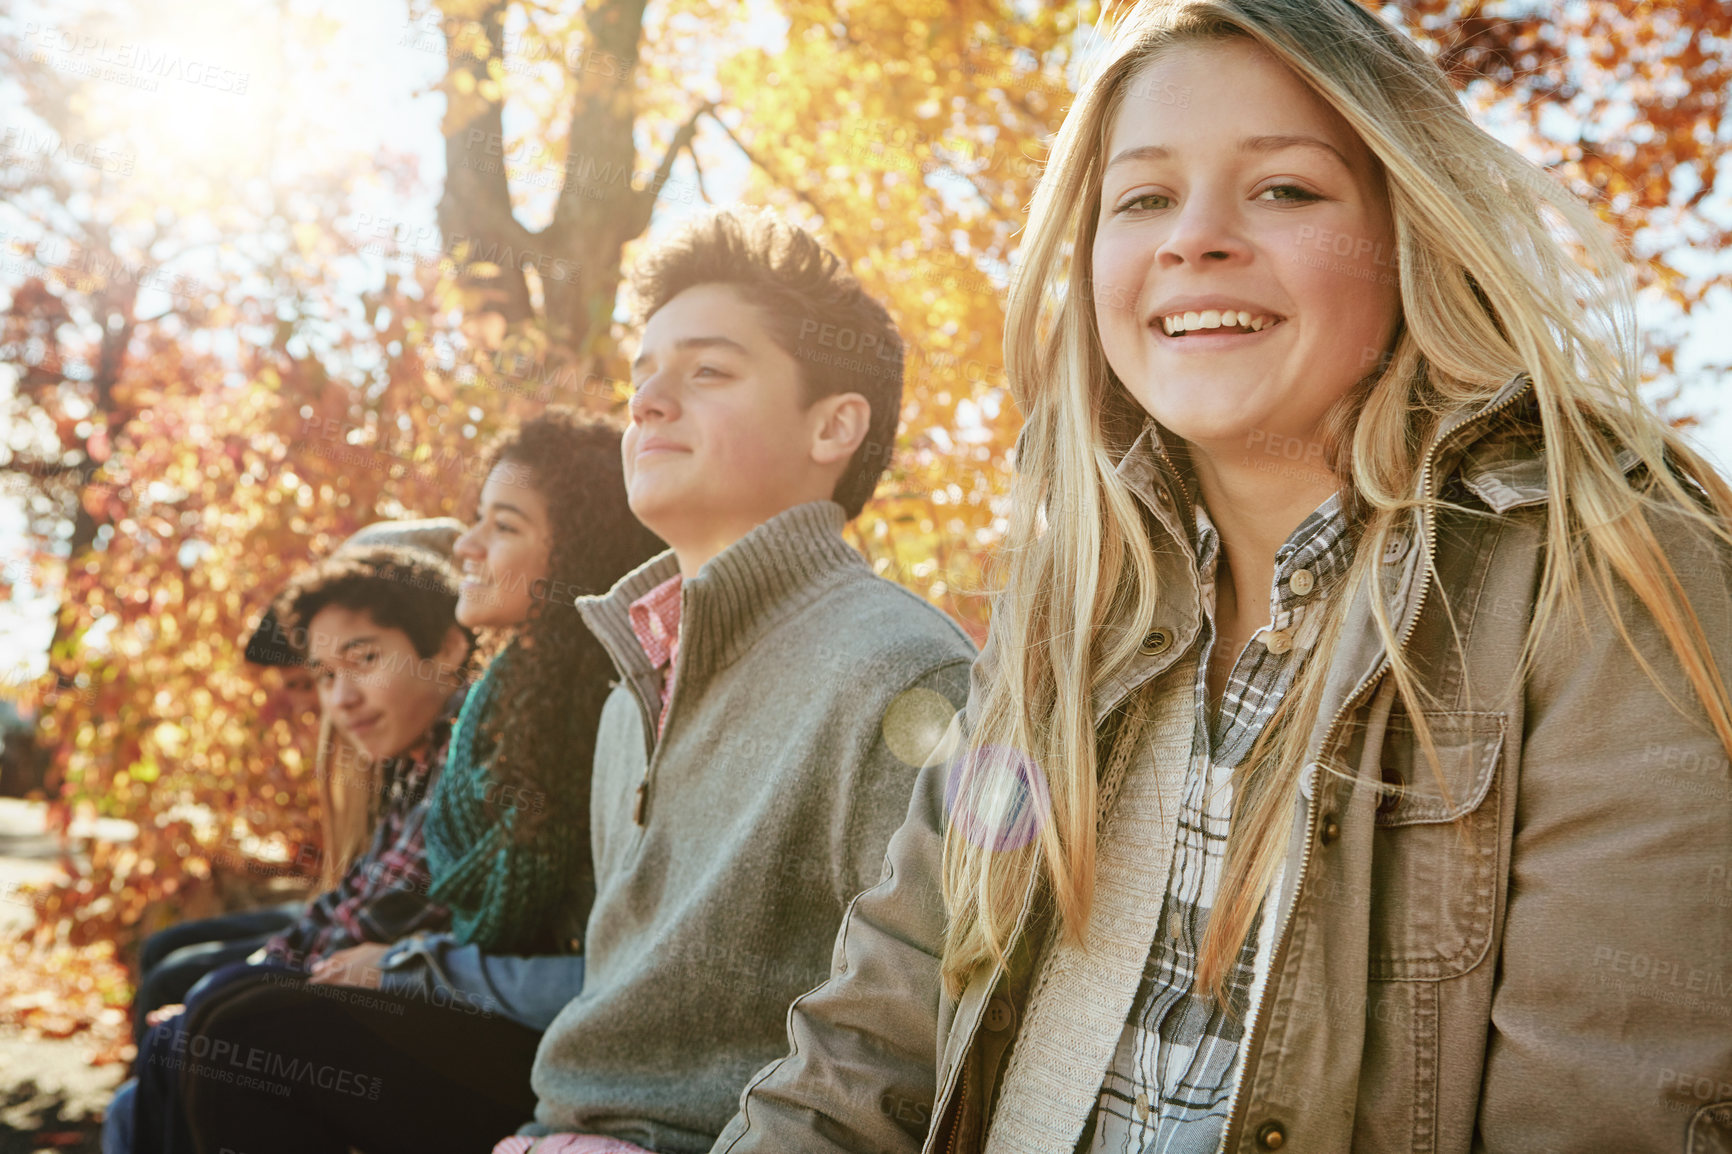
471,408,665,843
276,545,468,661
629,207,906,518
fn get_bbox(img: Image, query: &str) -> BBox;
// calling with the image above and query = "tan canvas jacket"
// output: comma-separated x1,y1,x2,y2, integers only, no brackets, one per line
711,372,1732,1154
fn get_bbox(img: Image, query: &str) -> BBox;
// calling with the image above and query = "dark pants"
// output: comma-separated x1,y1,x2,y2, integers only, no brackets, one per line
133,962,302,1154
178,967,542,1154
134,907,301,1045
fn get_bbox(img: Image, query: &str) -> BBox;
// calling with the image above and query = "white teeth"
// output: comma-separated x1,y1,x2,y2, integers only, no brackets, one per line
1159,310,1278,334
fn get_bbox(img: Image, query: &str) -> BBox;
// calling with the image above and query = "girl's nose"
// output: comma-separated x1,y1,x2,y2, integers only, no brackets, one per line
1157,193,1248,267
453,524,483,559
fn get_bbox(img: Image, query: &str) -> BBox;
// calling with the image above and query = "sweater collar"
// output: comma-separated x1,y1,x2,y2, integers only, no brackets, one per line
577,500,868,694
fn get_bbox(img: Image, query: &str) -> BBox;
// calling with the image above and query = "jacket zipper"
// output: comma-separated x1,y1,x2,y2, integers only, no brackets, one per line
627,673,659,827
626,667,667,827
930,850,1047,1153
944,1060,968,1154
630,619,691,827
1215,378,1532,1151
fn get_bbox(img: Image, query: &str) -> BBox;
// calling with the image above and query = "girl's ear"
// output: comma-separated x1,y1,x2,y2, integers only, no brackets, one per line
438,623,472,671
809,392,872,467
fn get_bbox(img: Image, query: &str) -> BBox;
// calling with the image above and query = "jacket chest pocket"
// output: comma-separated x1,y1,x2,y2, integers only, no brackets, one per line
1367,710,1507,981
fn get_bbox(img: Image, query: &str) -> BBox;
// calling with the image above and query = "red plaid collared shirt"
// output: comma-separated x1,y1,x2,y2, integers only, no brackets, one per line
263,699,460,969
627,573,683,738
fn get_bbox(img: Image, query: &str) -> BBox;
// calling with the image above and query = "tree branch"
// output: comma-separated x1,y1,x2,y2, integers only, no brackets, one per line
706,114,865,269
628,102,711,236
685,140,710,205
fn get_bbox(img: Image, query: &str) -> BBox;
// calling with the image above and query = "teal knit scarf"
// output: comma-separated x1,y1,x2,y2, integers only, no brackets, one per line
423,647,574,953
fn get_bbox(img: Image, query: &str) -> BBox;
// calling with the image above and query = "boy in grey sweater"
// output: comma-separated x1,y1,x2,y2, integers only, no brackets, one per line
501,209,975,1154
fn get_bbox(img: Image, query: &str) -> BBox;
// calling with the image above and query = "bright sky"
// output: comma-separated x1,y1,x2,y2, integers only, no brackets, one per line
0,0,1728,686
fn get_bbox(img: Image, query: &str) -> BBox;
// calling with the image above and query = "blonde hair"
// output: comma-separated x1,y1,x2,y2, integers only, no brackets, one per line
941,0,1732,1000
314,710,378,890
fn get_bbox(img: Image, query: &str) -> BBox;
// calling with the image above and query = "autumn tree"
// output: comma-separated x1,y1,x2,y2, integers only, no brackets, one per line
0,0,1726,1046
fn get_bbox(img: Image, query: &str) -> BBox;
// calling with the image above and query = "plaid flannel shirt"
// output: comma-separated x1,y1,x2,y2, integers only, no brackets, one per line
264,692,463,970
627,572,683,739
1081,491,1355,1154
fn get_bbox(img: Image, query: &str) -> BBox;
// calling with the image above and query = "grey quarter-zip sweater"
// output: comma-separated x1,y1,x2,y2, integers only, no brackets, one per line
522,500,976,1153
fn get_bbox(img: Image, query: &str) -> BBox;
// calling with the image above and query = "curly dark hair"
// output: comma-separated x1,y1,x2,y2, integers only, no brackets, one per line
629,207,905,518
469,408,665,848
275,545,469,661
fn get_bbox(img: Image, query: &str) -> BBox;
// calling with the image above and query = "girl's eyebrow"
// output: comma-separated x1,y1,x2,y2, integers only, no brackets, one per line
1238,132,1352,171
1105,143,1173,170
1105,133,1351,173
476,496,532,521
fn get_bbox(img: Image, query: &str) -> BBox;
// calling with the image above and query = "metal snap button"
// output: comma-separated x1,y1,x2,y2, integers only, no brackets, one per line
1256,1121,1287,1149
1139,628,1173,656
1319,815,1341,846
1287,567,1315,596
1156,485,1174,507
983,996,1015,1032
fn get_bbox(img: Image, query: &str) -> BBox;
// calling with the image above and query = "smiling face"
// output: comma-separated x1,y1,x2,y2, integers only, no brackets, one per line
624,283,848,565
306,606,457,761
1090,37,1402,462
452,462,554,629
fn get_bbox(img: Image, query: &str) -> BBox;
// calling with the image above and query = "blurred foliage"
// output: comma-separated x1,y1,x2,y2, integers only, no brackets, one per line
0,0,1726,1049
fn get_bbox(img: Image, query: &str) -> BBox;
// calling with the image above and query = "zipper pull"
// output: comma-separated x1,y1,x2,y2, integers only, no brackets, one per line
632,779,648,826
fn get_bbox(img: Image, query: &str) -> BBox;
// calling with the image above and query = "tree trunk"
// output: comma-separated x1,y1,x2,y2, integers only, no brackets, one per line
435,0,689,370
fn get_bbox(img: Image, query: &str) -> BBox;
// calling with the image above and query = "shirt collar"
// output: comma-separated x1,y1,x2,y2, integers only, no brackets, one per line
1192,490,1355,625
577,500,869,699
627,573,684,670
1120,417,1354,591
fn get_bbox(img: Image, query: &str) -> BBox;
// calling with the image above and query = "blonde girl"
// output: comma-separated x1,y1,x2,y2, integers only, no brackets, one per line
713,1,1732,1152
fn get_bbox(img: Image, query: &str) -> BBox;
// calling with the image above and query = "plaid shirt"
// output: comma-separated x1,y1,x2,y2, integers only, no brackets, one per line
1081,491,1355,1154
627,573,684,738
264,695,462,970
